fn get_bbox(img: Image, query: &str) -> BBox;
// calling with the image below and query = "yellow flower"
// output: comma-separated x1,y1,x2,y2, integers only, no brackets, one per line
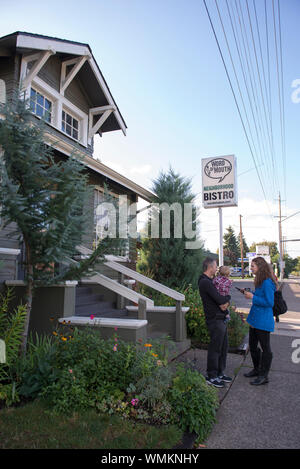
52,331,58,336
144,343,152,347
61,336,67,342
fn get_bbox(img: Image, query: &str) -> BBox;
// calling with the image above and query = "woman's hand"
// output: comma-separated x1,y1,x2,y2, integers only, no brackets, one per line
244,290,253,300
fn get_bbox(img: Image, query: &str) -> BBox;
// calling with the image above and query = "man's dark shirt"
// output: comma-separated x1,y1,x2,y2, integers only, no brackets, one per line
198,273,231,323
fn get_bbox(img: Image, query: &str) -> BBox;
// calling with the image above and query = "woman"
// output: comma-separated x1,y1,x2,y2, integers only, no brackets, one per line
243,257,277,385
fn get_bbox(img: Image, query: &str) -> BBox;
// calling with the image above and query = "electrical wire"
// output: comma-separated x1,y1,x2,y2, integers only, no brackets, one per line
203,0,274,220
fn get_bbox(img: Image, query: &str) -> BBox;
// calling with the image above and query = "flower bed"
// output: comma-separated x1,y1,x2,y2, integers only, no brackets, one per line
0,302,219,445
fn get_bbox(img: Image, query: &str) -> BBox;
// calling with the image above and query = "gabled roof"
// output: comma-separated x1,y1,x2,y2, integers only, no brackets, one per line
0,31,127,135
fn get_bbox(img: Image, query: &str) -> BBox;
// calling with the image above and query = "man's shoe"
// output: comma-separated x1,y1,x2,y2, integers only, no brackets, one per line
250,376,269,385
218,374,232,383
206,377,225,388
244,369,259,378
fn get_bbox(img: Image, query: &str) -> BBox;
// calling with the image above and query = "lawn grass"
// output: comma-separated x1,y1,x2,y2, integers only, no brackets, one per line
0,399,183,449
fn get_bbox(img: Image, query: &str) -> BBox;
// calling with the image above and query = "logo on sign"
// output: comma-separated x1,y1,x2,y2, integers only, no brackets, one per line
204,158,232,184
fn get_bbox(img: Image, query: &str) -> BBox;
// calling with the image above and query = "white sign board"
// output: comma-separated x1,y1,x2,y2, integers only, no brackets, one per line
202,155,238,208
256,245,270,255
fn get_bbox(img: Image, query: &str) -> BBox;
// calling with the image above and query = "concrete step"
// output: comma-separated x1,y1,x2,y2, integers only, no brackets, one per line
76,293,105,306
75,301,116,316
76,286,93,296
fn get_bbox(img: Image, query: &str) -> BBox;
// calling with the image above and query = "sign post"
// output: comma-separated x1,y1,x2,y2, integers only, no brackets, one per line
202,155,238,266
218,207,223,266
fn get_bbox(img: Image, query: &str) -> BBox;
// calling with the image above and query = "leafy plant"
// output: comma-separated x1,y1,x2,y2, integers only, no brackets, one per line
0,288,27,405
168,363,219,443
183,284,210,345
0,288,27,381
227,308,249,348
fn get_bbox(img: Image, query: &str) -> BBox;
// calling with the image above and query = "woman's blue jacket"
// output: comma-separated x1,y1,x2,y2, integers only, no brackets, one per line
246,278,276,332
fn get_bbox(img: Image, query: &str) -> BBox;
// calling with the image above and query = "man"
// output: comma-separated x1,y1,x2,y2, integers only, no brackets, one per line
198,257,232,388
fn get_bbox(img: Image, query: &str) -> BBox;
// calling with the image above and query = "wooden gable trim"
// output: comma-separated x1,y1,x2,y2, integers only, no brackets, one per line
60,54,91,94
20,48,56,91
88,105,116,140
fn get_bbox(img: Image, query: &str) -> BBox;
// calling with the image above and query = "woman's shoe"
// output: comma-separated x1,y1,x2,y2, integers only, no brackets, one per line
250,376,269,385
244,369,259,378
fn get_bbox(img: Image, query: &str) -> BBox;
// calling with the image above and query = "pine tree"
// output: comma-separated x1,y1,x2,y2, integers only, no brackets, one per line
223,226,239,266
138,167,204,290
0,95,122,353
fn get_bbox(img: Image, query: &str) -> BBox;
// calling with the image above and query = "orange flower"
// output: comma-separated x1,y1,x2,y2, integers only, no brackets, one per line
144,343,152,347
61,336,67,342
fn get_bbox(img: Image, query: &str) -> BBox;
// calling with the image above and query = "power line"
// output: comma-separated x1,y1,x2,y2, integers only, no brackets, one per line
272,0,287,206
203,0,274,220
228,0,275,195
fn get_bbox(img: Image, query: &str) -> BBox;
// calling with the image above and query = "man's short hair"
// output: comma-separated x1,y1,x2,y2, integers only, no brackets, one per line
202,257,217,272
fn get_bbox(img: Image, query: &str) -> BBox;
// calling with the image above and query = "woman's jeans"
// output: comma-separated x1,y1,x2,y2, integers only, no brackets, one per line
249,326,273,377
206,319,228,379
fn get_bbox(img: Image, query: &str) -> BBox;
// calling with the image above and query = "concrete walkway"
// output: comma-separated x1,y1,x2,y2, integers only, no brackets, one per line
175,318,300,449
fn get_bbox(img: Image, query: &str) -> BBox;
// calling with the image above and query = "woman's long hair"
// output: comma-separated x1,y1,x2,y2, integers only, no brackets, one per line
252,257,278,289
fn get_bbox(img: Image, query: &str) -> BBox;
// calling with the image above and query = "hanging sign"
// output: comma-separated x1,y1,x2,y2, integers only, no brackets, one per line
202,154,238,208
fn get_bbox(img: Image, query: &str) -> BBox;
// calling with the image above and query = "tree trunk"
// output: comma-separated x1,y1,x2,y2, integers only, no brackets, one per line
21,241,34,356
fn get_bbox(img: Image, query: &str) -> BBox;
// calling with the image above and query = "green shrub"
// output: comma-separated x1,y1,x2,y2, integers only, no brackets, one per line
168,363,219,443
183,285,210,345
0,288,27,405
227,309,249,348
19,338,59,400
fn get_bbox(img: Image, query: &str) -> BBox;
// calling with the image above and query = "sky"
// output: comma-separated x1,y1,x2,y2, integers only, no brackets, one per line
1,0,300,258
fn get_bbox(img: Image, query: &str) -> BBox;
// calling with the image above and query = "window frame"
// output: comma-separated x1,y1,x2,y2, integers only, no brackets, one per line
24,72,88,147
61,109,80,141
30,87,53,123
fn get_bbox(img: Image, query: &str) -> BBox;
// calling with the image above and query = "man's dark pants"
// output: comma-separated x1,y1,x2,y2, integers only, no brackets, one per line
206,319,228,379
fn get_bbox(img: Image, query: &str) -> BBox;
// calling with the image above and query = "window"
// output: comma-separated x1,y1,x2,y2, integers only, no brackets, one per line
30,88,52,123
62,110,79,140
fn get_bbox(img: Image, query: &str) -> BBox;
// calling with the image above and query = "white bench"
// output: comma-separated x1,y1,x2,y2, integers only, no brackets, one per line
126,306,190,313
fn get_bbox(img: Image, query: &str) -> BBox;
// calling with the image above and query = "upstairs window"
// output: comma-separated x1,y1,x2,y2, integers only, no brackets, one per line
30,88,52,123
62,110,79,140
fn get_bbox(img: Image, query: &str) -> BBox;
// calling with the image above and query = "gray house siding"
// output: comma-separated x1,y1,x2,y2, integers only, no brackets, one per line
0,55,21,100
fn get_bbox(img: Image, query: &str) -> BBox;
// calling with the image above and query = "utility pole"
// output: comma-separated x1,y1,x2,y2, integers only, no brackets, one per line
278,192,284,281
239,214,244,279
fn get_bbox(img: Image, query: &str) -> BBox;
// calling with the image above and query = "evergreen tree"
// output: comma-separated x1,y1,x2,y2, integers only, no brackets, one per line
138,167,204,289
0,95,122,353
223,226,239,265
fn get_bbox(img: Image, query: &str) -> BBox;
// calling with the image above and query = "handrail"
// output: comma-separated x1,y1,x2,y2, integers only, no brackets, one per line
65,253,154,307
76,245,185,302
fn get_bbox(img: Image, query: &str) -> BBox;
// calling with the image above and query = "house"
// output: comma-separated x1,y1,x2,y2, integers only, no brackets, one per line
0,31,190,356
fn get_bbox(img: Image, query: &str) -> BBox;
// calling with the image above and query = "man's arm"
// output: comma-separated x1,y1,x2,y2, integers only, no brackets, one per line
220,302,230,311
205,280,231,305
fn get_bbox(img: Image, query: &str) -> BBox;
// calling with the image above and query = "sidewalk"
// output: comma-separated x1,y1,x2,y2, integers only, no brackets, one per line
175,321,300,449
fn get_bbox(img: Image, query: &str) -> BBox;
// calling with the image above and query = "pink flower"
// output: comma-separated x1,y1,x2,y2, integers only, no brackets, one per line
114,327,118,331
90,315,95,320
69,369,73,373
131,398,139,406
113,345,118,352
